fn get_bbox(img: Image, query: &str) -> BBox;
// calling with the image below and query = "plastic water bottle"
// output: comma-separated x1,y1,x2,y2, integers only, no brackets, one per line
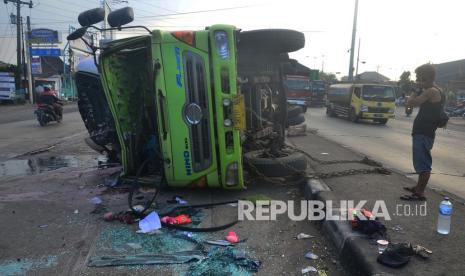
437,197,453,235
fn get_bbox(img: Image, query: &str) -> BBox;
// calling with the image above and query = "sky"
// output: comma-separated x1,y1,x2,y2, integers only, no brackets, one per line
0,0,464,80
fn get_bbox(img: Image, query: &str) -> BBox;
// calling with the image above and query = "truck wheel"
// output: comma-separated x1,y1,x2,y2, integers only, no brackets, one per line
326,106,335,117
244,149,307,177
349,109,359,122
376,119,388,125
287,114,305,126
287,105,303,118
238,29,305,53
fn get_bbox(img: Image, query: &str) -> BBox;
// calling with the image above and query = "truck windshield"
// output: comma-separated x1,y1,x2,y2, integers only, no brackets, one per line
284,79,311,90
312,81,326,90
362,85,395,101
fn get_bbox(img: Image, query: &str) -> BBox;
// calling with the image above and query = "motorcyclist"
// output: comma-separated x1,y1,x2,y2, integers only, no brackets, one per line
37,87,63,120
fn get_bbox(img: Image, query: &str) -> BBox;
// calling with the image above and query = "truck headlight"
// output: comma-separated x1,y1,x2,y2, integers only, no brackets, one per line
224,118,233,127
360,105,368,112
222,98,231,107
225,162,239,186
389,108,395,113
214,31,229,59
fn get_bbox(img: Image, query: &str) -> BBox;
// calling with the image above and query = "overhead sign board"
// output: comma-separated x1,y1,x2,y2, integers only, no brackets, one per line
28,28,60,44
30,48,61,57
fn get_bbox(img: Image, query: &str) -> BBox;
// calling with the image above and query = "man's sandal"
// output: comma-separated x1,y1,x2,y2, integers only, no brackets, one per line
400,194,426,201
403,187,416,193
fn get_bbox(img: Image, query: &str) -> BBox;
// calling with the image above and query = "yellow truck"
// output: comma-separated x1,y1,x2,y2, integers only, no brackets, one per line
326,83,396,124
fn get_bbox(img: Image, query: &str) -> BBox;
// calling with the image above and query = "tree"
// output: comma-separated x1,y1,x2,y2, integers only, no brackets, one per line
320,72,337,83
398,71,414,95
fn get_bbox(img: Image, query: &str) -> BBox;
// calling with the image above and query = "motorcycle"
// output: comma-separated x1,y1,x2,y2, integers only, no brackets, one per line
405,105,413,117
35,103,62,126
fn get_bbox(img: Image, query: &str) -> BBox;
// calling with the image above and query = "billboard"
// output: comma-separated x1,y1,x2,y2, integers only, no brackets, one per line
28,28,60,44
31,57,42,75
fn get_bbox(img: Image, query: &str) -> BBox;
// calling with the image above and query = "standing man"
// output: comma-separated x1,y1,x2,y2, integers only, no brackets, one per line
401,64,443,201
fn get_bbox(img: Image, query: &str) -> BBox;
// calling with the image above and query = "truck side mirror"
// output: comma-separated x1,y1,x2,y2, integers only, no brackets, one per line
67,27,88,41
78,8,105,27
108,7,134,28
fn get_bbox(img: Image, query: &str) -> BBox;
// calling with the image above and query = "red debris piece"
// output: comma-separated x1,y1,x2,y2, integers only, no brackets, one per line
225,231,239,243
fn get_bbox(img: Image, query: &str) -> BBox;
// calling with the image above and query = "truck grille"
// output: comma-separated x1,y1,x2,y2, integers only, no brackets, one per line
184,52,212,172
368,107,389,113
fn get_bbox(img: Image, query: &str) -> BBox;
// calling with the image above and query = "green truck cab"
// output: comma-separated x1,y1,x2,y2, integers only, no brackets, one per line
71,7,308,190
327,83,396,124
99,25,243,189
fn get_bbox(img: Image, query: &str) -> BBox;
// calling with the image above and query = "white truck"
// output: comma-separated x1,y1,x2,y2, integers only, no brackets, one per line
0,72,16,102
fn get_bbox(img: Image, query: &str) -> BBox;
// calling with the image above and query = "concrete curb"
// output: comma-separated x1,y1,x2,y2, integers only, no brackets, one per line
301,178,393,276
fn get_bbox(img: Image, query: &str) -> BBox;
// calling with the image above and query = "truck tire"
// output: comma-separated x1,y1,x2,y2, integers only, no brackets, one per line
287,114,305,126
287,105,304,118
244,149,307,177
326,106,336,117
349,108,359,122
238,29,305,54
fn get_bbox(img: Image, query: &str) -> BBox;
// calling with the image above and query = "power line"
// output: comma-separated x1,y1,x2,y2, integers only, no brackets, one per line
138,4,263,19
137,0,179,13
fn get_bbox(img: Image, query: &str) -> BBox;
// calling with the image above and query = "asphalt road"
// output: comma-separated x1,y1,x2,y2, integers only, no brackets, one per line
0,103,79,124
0,107,87,161
305,107,465,199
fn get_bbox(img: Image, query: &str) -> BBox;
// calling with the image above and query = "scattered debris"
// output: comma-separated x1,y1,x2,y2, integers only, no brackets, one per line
38,224,48,228
131,205,145,213
103,212,136,224
183,231,194,238
166,195,187,205
320,152,329,155
296,233,315,240
305,251,319,260
87,250,206,267
161,214,192,225
175,196,188,205
225,231,239,244
391,225,403,232
187,247,261,275
89,196,103,205
205,240,234,247
377,240,389,254
302,266,318,274
138,211,161,233
73,209,79,214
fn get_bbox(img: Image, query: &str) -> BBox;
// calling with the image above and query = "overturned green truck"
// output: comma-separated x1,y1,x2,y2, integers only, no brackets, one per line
72,7,308,190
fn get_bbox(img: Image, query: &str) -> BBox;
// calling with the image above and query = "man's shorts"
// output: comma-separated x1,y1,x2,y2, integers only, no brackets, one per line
412,134,434,173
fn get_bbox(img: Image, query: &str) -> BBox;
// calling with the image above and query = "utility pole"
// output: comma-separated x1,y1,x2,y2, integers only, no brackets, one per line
4,0,33,92
25,16,33,103
348,0,359,82
355,38,361,78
